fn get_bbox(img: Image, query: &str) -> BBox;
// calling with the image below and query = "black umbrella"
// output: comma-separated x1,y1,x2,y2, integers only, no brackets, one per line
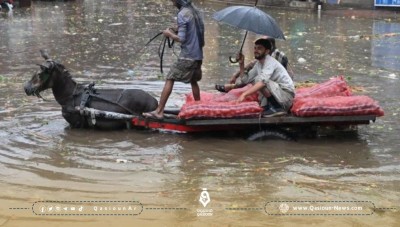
213,0,285,62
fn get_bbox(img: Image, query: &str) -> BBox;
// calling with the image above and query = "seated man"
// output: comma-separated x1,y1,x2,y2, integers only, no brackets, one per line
236,37,295,117
215,36,289,93
0,0,14,11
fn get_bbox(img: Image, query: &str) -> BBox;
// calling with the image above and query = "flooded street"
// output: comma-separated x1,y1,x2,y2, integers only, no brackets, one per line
0,0,399,226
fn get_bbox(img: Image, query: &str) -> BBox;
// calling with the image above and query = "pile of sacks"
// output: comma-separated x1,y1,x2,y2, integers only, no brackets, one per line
178,84,262,119
178,76,384,119
290,76,384,117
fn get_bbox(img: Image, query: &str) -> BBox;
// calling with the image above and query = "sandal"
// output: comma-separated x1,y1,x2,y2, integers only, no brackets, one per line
215,84,227,93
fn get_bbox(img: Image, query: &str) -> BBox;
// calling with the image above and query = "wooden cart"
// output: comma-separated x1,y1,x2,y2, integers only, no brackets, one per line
78,107,377,140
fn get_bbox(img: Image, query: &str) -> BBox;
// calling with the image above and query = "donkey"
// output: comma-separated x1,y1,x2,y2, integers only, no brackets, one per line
24,50,158,129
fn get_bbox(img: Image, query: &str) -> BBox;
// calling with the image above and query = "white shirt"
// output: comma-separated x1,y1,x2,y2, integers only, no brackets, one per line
248,55,294,94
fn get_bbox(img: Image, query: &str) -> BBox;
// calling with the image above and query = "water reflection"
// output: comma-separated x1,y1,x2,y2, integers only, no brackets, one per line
372,21,400,71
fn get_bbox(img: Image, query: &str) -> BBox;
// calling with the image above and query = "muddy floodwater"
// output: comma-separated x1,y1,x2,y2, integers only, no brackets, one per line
0,0,399,226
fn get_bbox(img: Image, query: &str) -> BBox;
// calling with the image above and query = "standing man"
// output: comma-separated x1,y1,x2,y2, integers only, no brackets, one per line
143,0,204,120
237,37,295,117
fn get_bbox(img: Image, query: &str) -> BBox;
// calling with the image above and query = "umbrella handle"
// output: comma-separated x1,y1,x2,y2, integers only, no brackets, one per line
229,55,239,63
229,31,248,63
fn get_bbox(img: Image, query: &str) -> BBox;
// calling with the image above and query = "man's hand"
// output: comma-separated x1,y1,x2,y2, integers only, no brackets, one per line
162,28,174,37
163,28,180,42
237,93,247,103
237,53,245,65
169,27,178,33
238,52,246,79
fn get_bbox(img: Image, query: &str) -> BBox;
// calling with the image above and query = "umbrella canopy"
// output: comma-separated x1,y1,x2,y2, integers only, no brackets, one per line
213,5,285,63
213,5,285,40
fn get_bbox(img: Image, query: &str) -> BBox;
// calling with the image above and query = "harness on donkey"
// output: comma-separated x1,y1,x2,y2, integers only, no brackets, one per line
71,82,139,128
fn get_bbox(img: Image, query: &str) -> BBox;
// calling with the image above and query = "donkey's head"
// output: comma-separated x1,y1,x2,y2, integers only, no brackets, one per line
24,50,62,97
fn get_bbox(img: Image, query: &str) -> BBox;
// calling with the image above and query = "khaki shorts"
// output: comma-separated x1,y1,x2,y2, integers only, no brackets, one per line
262,80,294,111
237,73,294,111
166,59,202,83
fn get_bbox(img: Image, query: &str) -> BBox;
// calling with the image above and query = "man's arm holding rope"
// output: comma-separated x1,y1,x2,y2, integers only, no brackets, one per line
163,28,180,42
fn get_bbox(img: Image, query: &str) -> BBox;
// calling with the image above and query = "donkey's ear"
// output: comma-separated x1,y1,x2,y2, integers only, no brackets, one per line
37,63,49,71
40,49,50,60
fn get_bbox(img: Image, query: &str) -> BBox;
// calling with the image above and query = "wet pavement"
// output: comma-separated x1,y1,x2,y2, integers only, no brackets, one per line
0,0,399,226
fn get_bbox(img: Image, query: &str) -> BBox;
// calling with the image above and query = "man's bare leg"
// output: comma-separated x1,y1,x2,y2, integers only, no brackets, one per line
224,83,235,91
143,79,174,119
191,81,201,101
215,83,235,92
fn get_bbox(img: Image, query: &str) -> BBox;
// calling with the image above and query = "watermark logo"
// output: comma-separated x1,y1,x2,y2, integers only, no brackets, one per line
279,203,290,214
197,188,213,217
265,201,375,216
199,188,211,208
32,201,143,216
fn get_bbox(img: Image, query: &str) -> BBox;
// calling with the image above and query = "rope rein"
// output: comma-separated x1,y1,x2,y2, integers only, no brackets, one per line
158,34,176,74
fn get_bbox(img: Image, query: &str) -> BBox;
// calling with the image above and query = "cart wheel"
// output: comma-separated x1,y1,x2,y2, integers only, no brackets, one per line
247,129,294,141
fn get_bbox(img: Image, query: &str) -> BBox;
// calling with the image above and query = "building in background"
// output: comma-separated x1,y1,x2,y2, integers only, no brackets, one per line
254,0,400,9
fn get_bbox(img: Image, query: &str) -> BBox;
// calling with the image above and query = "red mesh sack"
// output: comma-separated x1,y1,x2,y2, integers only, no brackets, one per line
213,84,258,102
291,95,385,117
178,101,263,119
295,76,352,99
185,91,216,103
185,84,258,103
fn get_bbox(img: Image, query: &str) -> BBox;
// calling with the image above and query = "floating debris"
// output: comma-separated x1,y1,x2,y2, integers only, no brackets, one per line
116,159,128,163
297,58,306,64
108,23,123,26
